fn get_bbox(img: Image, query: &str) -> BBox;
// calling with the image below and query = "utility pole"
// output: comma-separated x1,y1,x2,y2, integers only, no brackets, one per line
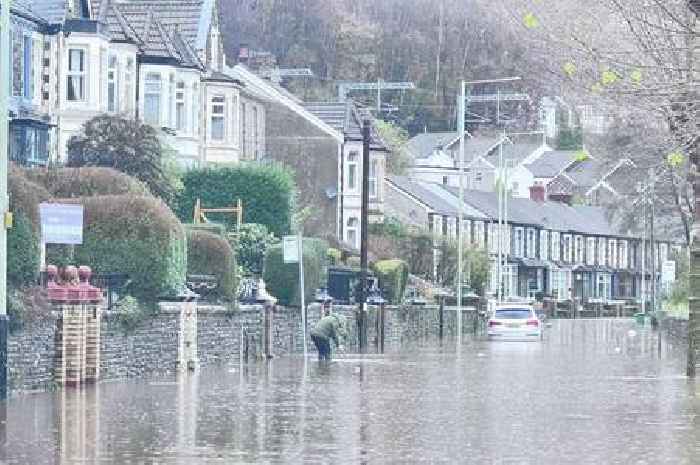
358,119,371,352
650,168,656,317
0,0,11,399
641,188,647,315
457,81,465,345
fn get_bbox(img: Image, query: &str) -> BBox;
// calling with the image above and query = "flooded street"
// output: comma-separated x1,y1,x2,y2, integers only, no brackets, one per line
1,319,698,464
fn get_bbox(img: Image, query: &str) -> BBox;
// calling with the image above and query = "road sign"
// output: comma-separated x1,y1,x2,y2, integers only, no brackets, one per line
283,235,299,263
40,203,83,244
661,260,676,283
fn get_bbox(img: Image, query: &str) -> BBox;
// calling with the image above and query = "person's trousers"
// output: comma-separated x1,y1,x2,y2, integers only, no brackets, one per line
311,334,331,360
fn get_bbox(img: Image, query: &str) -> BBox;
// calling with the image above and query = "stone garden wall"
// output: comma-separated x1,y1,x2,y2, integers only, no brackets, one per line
7,302,478,394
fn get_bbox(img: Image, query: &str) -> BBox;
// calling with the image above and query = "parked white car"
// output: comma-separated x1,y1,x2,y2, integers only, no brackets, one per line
487,304,543,340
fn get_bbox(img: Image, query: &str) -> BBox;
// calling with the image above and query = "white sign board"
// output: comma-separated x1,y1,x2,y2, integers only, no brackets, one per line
40,203,83,244
283,235,299,263
661,260,676,283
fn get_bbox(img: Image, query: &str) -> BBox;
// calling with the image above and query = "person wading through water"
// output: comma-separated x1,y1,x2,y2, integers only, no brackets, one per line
310,307,346,361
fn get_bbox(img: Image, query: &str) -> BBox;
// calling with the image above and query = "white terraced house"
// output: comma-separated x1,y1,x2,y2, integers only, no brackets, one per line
11,0,265,167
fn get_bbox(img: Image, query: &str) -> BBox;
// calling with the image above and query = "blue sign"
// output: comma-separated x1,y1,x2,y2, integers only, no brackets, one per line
40,203,83,245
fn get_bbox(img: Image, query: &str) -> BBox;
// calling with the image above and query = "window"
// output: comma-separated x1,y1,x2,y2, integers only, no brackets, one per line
9,124,49,166
241,102,247,155
551,269,570,300
252,106,259,158
514,227,524,257
551,232,560,261
598,238,606,266
431,215,442,237
463,220,472,244
575,236,584,263
168,74,175,127
143,72,161,125
23,36,33,99
67,48,86,101
475,171,483,182
192,83,199,134
447,218,456,238
608,239,617,268
527,229,536,259
563,234,572,263
442,176,448,185
107,55,118,112
597,273,611,299
346,217,359,249
369,159,378,198
488,223,497,253
347,152,359,191
175,81,186,131
124,57,134,112
474,221,484,247
587,238,596,265
539,230,548,260
210,95,225,141
619,240,628,269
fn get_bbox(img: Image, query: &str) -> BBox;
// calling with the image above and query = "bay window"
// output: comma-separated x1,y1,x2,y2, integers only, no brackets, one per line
551,231,560,261
539,230,548,260
587,237,596,265
608,239,617,268
514,227,524,257
210,95,225,141
143,72,162,125
67,48,86,101
124,57,134,112
563,234,572,263
346,217,359,249
619,240,628,269
598,238,606,266
23,36,33,99
369,159,378,198
527,229,536,258
575,236,584,263
175,81,186,131
107,55,118,112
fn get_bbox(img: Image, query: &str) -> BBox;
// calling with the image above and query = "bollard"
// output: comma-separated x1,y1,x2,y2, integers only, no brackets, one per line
439,299,444,340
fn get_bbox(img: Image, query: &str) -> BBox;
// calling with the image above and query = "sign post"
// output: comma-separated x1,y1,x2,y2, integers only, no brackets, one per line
39,203,84,269
283,235,306,358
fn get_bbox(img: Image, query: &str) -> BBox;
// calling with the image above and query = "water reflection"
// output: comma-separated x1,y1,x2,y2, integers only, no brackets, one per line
0,319,698,464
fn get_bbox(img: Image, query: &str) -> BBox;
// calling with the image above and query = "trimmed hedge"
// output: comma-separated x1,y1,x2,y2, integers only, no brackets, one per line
7,213,40,287
177,164,296,237
372,259,409,304
9,165,50,229
58,195,186,302
263,238,328,306
237,223,278,275
22,167,150,198
187,229,237,301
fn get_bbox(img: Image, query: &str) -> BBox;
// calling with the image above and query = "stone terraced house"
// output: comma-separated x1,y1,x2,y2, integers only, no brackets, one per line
385,176,681,304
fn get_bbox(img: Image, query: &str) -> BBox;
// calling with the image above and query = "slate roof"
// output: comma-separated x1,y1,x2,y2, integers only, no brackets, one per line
525,150,579,178
406,132,459,158
387,176,488,219
304,102,387,151
29,0,66,24
564,158,604,188
482,133,544,165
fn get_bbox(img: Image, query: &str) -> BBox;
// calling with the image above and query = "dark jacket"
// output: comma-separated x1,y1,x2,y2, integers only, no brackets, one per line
311,315,342,346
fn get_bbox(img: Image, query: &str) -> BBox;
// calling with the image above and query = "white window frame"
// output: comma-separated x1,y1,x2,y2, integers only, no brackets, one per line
143,72,162,126
527,228,536,259
488,223,497,253
551,231,560,261
575,235,584,264
619,240,628,269
124,56,134,113
175,81,186,132
597,273,611,299
608,239,617,268
168,73,175,127
514,227,524,257
598,238,606,266
563,234,572,263
474,221,484,248
210,95,226,142
66,48,87,102
539,230,548,261
586,237,596,266
107,54,119,112
347,151,359,192
346,217,359,249
369,159,378,199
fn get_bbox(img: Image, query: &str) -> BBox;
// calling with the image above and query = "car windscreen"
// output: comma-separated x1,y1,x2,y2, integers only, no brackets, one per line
495,309,532,319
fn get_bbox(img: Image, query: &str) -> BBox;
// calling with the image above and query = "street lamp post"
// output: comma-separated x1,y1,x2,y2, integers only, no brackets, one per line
0,0,12,399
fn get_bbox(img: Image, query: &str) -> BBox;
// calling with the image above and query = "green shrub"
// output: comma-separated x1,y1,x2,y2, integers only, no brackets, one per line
58,195,186,302
237,223,279,275
22,167,150,198
327,248,342,266
7,286,51,333
372,259,409,304
177,164,296,237
113,295,151,332
9,165,50,229
263,238,328,306
7,213,40,287
187,229,238,301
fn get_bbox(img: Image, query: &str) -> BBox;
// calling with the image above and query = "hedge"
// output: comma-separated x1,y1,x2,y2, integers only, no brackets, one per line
177,164,296,237
187,229,237,301
22,167,149,199
9,165,50,229
263,238,328,306
58,195,186,302
7,213,40,287
372,259,409,304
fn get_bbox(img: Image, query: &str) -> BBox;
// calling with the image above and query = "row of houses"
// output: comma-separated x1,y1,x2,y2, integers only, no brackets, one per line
5,0,389,247
385,176,680,303
405,129,641,207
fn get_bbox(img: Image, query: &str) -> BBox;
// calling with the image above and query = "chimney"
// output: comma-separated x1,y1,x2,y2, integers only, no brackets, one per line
529,184,546,202
238,44,250,63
